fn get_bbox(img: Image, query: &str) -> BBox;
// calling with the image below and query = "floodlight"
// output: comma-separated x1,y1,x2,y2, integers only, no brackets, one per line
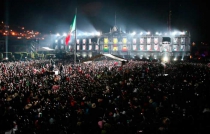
63,33,67,36
163,56,169,62
96,32,101,36
42,47,54,51
56,33,60,36
91,32,94,36
173,31,177,35
180,31,185,35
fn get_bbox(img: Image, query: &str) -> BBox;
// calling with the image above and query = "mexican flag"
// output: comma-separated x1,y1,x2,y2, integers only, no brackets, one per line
65,15,76,45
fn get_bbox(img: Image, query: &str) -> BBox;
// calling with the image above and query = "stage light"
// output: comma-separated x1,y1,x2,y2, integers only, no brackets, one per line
154,55,157,59
88,53,92,58
63,33,67,36
146,31,150,35
173,31,177,35
181,58,184,61
156,32,159,35
82,53,87,58
56,33,60,36
132,31,136,35
140,55,143,59
55,40,58,43
165,33,167,35
163,56,169,62
140,32,143,35
96,32,100,36
42,47,54,51
174,58,177,61
180,31,185,35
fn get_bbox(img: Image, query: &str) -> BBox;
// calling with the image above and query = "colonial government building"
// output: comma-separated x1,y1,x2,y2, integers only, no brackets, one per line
56,26,191,60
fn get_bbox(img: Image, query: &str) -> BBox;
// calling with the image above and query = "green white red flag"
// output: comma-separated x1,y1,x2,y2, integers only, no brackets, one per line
65,15,76,45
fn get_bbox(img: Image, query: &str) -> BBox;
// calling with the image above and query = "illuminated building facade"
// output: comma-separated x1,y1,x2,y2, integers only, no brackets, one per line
63,26,191,60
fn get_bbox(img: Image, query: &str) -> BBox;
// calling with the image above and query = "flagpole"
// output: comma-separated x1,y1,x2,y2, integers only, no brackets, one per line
74,8,77,64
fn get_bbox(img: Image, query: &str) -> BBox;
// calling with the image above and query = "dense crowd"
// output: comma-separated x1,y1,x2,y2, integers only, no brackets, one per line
0,59,210,134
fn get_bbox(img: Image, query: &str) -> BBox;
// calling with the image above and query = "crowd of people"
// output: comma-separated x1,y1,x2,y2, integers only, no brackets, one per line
0,58,210,134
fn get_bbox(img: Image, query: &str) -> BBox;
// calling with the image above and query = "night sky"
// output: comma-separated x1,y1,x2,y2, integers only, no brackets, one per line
0,0,209,43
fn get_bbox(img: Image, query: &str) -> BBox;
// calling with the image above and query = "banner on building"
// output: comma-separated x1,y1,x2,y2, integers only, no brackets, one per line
113,38,118,44
77,45,80,50
173,45,178,51
180,45,185,51
82,39,86,44
154,44,159,51
68,45,72,51
77,39,80,44
83,45,86,50
173,38,178,44
89,45,92,50
140,38,144,44
147,45,152,51
104,44,109,52
104,38,109,44
122,38,127,44
181,38,185,44
147,38,151,44
133,38,136,44
122,45,128,51
140,45,144,50
95,45,99,50
113,44,118,51
154,37,158,44
133,45,137,50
